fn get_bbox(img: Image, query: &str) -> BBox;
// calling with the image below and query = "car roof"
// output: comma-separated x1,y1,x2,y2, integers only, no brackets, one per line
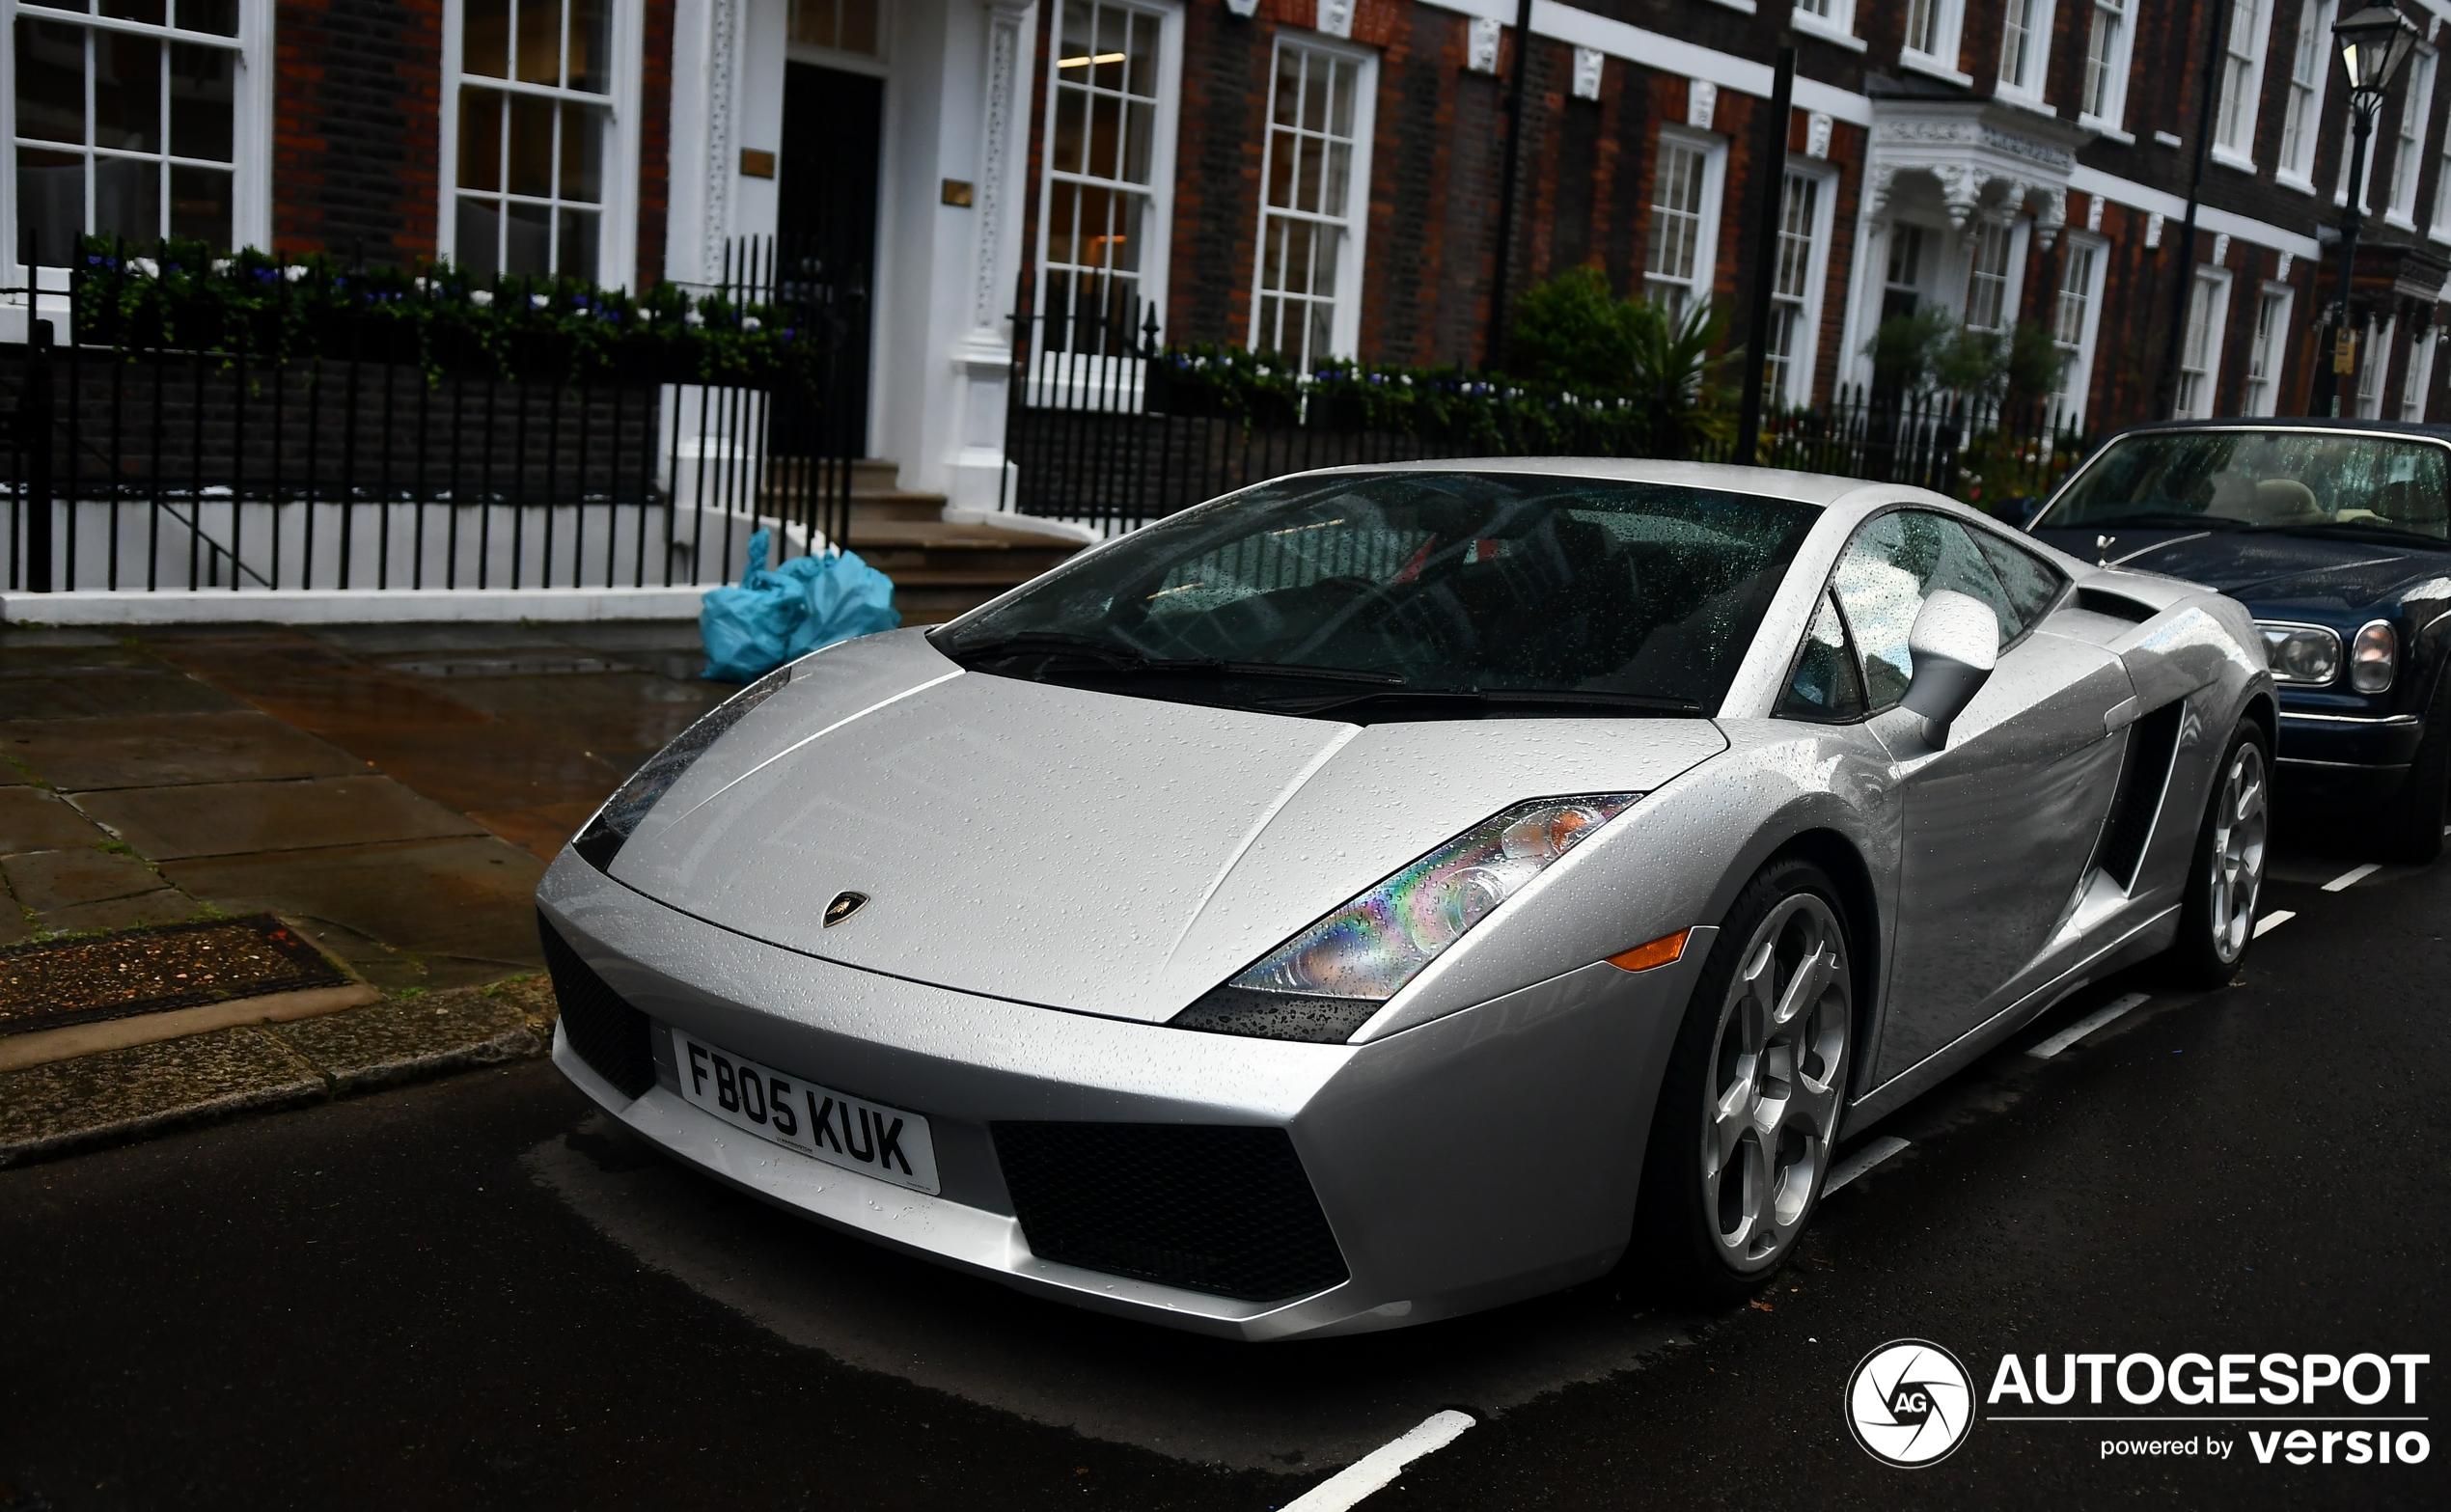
1281,455,1893,508
2098,417,2451,443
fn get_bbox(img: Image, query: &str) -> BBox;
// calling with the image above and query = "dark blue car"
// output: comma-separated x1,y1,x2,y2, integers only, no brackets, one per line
2029,419,2451,862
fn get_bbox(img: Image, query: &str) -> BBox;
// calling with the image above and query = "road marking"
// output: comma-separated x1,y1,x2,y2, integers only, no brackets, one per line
2027,992,2152,1059
2253,910,2296,938
2322,863,2381,892
1824,1135,1912,1195
1281,1411,1476,1512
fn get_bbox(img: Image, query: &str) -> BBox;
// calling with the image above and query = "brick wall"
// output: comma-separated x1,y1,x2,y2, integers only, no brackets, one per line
270,0,444,266
635,0,675,289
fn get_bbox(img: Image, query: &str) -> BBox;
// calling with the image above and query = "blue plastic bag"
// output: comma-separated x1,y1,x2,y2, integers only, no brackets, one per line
700,528,901,680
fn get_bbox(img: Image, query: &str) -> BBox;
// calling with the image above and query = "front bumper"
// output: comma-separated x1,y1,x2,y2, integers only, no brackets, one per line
2275,708,2424,808
537,849,1708,1339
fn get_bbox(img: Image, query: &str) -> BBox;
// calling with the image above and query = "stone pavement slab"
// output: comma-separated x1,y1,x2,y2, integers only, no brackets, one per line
298,721,625,822
26,890,208,936
1,846,171,912
273,988,537,1092
0,673,249,721
3,710,369,790
0,1025,326,1164
163,835,547,990
142,633,496,732
0,788,110,854
429,671,725,770
72,775,487,861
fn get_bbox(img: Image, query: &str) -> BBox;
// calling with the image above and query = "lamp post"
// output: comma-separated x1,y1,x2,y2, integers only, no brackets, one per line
2312,3,2422,417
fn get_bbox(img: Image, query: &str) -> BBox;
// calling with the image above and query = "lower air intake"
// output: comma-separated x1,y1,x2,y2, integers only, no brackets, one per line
991,1122,1348,1303
537,915,658,1099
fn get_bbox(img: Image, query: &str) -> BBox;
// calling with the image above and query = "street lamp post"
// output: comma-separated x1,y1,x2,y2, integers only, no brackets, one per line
2312,3,2422,417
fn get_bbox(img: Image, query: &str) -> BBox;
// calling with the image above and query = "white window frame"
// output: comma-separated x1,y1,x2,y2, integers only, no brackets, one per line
2278,0,2337,191
1765,163,1837,408
1641,125,1727,322
2079,0,2136,137
2355,314,2395,418
1033,0,1185,356
1245,30,1375,367
2175,266,2234,419
1962,218,2022,332
2242,282,2295,415
2,0,273,282
1997,0,2058,108
436,0,645,289
2434,95,2451,240
2402,323,2439,421
2213,0,2274,173
2051,233,2108,423
1901,0,1970,88
2388,46,2437,229
1790,0,1864,52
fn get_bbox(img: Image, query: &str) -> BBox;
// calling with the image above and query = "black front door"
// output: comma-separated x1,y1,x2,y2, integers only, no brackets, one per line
778,63,881,456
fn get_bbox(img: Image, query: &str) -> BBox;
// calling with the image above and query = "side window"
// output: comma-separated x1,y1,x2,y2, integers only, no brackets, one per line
1779,591,1866,721
1970,528,2065,633
1830,510,2018,709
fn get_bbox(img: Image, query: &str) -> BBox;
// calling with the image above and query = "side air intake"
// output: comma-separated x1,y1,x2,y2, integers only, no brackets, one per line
2097,701,2186,889
537,914,659,1099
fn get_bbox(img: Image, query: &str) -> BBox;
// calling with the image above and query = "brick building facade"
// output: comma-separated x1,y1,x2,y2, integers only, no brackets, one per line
6,0,2451,507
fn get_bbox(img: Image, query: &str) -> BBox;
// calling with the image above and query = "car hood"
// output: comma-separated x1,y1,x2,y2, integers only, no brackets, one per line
608,629,1729,1023
2033,525,2451,609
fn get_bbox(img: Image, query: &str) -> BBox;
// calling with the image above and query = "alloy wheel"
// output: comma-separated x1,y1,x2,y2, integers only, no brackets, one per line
1701,893,1851,1273
2209,741,2269,962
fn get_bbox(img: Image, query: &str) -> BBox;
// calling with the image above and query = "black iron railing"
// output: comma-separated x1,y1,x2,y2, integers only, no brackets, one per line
1001,292,2092,534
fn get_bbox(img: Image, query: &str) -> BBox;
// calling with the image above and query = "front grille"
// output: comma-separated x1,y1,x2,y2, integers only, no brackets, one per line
537,915,657,1099
991,1122,1348,1302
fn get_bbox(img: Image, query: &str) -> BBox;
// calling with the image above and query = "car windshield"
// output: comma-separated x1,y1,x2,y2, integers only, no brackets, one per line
929,471,1819,720
2039,429,2451,542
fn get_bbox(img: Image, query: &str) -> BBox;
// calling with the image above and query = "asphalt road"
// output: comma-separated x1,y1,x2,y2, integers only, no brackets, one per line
2,847,2445,1511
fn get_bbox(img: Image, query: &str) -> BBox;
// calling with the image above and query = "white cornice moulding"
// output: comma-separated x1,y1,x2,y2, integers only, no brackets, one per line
2066,164,2322,260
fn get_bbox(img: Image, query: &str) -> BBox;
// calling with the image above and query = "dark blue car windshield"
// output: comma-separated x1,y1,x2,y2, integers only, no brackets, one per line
2042,430,2451,541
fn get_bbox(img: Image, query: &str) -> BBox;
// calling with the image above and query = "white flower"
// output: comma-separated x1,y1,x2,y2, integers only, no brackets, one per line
469,289,495,307
283,263,309,283
413,276,430,292
530,292,551,310
131,257,160,278
210,258,234,275
683,310,704,328
741,316,761,332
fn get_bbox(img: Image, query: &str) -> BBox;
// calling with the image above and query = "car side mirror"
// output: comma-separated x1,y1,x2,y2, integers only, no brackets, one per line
1901,590,1999,746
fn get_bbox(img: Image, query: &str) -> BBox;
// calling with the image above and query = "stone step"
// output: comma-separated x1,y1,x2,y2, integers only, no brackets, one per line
850,516,1083,625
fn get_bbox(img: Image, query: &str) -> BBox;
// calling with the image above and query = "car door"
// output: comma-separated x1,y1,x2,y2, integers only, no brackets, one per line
1828,509,2135,1084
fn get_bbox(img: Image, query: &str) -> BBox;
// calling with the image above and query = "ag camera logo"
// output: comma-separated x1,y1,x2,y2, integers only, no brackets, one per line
1848,1339,1975,1467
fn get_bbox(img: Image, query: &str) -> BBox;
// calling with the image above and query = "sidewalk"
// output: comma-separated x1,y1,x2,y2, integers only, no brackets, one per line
1,617,725,1162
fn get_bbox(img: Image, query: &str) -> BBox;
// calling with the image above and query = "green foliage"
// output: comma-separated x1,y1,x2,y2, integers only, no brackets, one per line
1508,266,1645,389
1628,297,1740,457
1867,306,2065,408
2003,319,2069,408
1866,306,1956,393
69,237,816,386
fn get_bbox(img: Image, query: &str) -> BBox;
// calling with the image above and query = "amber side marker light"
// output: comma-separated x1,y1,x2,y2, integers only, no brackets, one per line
1608,929,1691,973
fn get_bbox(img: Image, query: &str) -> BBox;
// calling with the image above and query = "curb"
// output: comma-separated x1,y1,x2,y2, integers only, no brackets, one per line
0,976,559,1168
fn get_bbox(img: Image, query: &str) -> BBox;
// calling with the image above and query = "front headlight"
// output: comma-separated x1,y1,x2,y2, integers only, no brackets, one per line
1170,794,1639,1043
2350,619,2398,693
2256,621,2342,686
571,663,795,870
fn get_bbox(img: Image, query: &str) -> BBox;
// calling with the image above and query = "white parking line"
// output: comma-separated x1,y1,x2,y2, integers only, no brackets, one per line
1824,1136,1912,1195
2027,992,2152,1059
2323,863,2382,892
1281,1411,1476,1512
2254,910,2297,938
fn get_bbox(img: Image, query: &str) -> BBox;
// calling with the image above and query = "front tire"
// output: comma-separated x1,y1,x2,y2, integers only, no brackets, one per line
1635,857,1854,1306
2162,722,2271,989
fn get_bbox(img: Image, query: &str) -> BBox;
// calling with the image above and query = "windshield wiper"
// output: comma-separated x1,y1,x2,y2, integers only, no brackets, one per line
1262,686,1706,720
941,631,1406,685
2254,519,2451,549
2043,510,2244,531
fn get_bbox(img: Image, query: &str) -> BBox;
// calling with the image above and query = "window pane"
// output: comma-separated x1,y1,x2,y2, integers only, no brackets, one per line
168,162,231,245
838,0,879,55
557,206,598,278
506,200,552,274
463,0,509,78
517,0,565,85
559,101,603,203
94,155,160,244
95,34,162,152
567,0,611,91
1782,593,1865,719
456,195,503,276
1127,9,1157,96
176,0,241,37
1123,99,1154,183
170,42,234,162
1093,3,1126,90
508,93,555,197
1088,93,1121,181
458,88,504,192
14,20,87,147
1053,87,1085,176
16,148,86,263
100,0,166,23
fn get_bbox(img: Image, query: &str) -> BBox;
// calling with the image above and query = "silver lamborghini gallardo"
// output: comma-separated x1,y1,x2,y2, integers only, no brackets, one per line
537,461,2273,1339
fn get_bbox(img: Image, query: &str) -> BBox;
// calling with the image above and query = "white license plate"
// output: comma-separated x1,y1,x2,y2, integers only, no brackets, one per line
671,1028,940,1195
